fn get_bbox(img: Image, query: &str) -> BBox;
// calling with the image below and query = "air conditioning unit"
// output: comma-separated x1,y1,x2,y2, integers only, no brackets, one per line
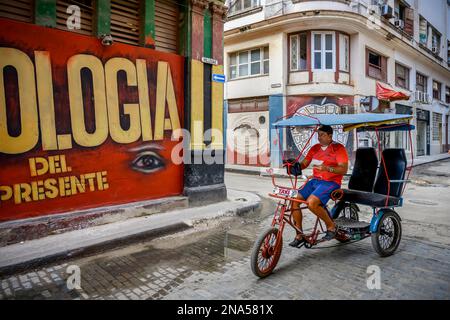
380,5,394,18
431,46,440,54
413,90,423,103
413,91,431,104
394,19,405,29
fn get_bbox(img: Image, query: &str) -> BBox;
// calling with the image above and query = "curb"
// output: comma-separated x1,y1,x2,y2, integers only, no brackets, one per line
0,190,261,276
0,222,191,277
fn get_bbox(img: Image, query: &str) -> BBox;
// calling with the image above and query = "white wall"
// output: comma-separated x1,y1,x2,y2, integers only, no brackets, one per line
418,0,447,36
224,33,285,99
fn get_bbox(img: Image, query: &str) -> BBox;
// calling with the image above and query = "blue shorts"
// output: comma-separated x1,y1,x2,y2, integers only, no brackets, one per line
298,179,340,205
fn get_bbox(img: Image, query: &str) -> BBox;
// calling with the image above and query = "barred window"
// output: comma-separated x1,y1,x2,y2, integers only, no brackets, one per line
432,112,442,141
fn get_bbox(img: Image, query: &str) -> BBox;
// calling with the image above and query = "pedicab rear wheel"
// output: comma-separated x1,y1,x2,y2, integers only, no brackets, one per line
336,203,359,243
251,227,283,278
371,210,402,257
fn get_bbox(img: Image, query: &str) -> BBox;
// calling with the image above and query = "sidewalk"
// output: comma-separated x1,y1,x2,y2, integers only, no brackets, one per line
0,189,260,276
225,153,450,177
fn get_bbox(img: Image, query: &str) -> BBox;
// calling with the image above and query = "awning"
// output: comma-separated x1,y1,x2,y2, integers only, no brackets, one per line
273,113,413,131
376,82,410,102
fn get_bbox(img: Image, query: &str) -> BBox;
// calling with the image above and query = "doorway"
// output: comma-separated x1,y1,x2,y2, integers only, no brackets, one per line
416,120,427,156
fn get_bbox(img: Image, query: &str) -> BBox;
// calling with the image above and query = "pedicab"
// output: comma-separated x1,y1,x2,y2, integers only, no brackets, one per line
250,112,414,278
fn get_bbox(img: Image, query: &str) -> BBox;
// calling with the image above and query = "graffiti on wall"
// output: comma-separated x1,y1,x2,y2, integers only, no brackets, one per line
226,111,270,166
0,19,185,221
286,96,354,158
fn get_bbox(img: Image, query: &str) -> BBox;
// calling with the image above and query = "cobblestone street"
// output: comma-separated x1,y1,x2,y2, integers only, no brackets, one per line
1,160,450,300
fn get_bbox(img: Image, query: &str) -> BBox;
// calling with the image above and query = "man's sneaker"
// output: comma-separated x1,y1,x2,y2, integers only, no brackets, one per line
321,230,336,241
288,237,305,247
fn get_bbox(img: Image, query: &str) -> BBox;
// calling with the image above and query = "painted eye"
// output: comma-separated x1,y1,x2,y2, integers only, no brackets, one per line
132,151,165,173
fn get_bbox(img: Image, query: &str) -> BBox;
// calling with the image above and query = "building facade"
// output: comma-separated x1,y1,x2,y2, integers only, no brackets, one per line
0,0,227,224
224,0,450,168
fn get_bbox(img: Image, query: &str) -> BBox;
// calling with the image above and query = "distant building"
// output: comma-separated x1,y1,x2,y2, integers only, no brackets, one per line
224,0,450,167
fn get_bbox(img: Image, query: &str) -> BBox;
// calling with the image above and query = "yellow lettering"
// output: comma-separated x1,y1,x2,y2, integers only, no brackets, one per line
34,157,49,176
105,57,141,144
70,175,85,194
67,54,108,147
136,59,153,141
35,51,58,151
29,158,37,177
0,48,39,154
84,173,96,191
0,186,12,201
44,178,58,199
14,183,32,204
60,155,68,173
154,62,181,141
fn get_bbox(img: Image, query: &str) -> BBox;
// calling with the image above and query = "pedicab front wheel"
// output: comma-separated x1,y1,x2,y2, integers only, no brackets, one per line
251,227,283,278
371,210,402,257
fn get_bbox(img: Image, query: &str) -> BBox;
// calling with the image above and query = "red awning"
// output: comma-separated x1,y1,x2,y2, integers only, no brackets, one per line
376,82,410,102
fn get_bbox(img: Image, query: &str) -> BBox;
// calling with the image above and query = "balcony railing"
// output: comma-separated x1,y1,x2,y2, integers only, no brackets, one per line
228,0,262,16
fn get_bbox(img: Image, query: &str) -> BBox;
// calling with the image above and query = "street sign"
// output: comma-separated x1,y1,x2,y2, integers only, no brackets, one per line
201,57,218,65
212,74,226,83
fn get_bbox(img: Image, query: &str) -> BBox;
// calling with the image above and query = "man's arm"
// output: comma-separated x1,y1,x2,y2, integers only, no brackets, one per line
300,158,311,170
299,145,316,169
314,162,348,175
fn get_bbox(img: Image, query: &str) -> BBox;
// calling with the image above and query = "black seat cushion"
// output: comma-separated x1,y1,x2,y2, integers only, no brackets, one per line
348,147,378,192
373,148,407,198
339,189,401,207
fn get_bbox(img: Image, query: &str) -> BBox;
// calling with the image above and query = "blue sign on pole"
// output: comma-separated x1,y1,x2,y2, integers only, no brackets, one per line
212,74,226,83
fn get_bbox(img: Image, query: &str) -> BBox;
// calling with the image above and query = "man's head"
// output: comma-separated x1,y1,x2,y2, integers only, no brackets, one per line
317,125,333,146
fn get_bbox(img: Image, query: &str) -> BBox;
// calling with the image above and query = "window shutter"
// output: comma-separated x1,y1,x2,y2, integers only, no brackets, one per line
380,56,387,82
155,0,179,53
111,0,140,45
56,0,93,35
0,0,33,23
404,7,414,37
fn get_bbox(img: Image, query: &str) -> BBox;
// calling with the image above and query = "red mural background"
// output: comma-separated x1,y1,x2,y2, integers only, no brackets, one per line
0,19,185,221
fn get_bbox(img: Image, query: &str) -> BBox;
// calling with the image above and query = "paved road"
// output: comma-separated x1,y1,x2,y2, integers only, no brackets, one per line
1,160,449,299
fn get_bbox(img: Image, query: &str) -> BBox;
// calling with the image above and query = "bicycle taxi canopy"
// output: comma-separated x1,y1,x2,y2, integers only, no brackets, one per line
273,113,413,131
272,112,415,209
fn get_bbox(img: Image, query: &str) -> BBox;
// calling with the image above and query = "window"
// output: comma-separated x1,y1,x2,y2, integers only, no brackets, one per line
339,34,350,72
446,86,450,104
111,0,140,45
289,33,307,71
229,0,260,14
432,80,442,100
431,27,441,54
229,47,269,79
56,0,94,36
0,0,33,23
419,16,427,45
447,40,450,65
395,63,409,90
312,32,335,71
416,73,427,93
432,112,442,141
155,0,179,53
366,49,387,82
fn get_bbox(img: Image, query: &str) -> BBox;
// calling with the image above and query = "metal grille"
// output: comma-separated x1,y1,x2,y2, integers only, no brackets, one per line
111,0,140,45
155,0,179,53
0,0,33,23
56,0,93,35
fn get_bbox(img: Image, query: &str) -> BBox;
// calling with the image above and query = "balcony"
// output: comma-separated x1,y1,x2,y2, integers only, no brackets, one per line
227,0,263,21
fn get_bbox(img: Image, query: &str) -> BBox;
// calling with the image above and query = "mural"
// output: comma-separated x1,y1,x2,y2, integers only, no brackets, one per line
0,19,185,221
286,96,354,159
227,111,270,167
